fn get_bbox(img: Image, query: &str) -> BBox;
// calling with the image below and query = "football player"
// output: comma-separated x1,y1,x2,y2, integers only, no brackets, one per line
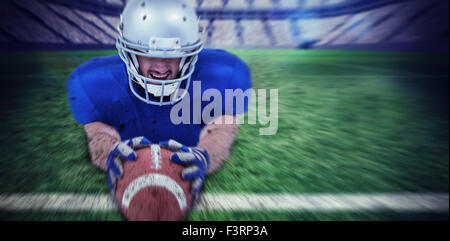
67,0,251,200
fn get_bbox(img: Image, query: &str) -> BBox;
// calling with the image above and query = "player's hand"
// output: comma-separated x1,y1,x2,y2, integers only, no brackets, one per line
107,136,151,191
159,139,210,200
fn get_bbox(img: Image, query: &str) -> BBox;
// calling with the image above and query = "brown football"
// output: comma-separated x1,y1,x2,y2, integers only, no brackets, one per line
115,144,192,221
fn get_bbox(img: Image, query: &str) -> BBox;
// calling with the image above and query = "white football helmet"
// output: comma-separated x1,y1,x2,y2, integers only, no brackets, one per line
116,0,203,105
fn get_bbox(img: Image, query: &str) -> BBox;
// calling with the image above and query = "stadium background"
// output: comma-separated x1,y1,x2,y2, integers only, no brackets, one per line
0,0,448,221
0,0,448,50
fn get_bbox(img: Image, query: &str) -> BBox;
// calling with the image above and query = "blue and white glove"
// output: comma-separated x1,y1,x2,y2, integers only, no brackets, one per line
107,136,151,192
159,139,210,200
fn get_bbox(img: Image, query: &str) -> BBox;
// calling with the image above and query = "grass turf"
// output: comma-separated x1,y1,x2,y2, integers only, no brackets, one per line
0,49,448,220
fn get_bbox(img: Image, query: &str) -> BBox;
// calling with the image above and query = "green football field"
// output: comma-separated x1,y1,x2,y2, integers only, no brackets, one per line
0,49,448,220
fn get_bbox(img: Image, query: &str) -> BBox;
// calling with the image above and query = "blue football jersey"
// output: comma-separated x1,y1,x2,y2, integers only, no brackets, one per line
67,49,252,146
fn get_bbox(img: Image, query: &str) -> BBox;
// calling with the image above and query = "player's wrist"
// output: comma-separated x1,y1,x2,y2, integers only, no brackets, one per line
88,132,121,171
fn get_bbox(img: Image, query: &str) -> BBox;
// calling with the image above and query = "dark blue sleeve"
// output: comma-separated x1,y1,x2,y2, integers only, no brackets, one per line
67,68,104,125
223,56,252,115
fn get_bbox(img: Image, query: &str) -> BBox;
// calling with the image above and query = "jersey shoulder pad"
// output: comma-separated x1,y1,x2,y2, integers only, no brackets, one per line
67,55,128,124
196,49,251,90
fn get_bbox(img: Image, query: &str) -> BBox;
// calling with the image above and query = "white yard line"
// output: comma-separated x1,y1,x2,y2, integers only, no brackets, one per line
0,192,448,213
196,193,449,212
0,193,115,211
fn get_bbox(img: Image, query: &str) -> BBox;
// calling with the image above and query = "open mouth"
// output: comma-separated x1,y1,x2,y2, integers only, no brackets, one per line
148,71,171,80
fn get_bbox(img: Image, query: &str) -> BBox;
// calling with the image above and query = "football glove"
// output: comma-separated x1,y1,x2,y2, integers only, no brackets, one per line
159,139,210,199
106,136,151,191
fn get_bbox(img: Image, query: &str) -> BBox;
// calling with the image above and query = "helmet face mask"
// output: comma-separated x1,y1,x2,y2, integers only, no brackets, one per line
116,0,203,105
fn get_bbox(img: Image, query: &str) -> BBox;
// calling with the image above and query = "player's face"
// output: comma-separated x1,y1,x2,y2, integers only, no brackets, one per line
137,56,181,81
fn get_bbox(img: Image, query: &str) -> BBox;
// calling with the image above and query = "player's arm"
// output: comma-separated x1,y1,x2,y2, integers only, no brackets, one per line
84,121,151,192
84,121,121,171
198,114,239,174
159,114,239,198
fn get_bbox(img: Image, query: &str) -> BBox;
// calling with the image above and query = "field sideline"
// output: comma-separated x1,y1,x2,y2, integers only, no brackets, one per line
0,49,448,220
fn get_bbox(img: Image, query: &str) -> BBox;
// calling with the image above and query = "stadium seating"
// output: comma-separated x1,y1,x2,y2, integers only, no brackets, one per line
0,0,447,50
